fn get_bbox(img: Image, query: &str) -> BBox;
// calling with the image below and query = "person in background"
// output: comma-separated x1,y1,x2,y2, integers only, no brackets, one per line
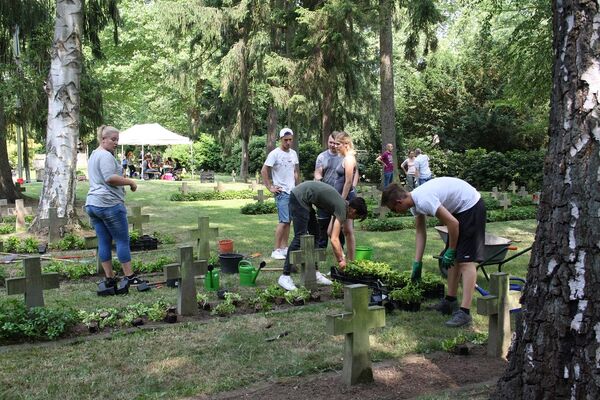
85,125,146,294
314,134,344,249
333,131,359,260
261,128,300,260
126,151,137,177
142,153,160,179
401,150,417,190
277,181,368,291
380,178,486,327
376,143,394,188
414,148,432,186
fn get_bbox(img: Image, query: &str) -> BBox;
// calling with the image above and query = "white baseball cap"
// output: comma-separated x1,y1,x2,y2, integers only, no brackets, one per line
279,128,294,138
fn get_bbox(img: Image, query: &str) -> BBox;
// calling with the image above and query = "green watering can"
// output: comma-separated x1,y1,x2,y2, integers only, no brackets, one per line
204,264,220,291
239,260,266,287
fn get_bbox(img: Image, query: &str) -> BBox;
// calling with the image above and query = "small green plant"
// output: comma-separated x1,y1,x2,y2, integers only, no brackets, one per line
211,302,236,316
388,283,423,303
261,284,286,301
19,237,39,253
4,236,21,253
248,295,273,312
331,280,344,299
52,233,85,251
196,292,209,306
0,223,15,234
129,230,141,242
283,287,311,305
224,292,242,304
441,332,488,353
240,201,277,215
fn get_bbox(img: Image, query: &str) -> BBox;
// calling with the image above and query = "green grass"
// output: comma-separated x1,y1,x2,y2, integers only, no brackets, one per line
0,179,536,399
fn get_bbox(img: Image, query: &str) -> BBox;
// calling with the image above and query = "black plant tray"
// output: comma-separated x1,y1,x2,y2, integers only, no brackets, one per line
330,266,388,293
130,235,159,251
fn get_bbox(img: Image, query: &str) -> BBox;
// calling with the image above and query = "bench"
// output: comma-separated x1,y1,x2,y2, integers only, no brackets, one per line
200,170,215,183
143,170,161,180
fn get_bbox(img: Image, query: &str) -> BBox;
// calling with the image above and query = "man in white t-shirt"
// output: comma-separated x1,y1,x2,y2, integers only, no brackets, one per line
381,178,486,327
261,128,300,260
414,148,432,186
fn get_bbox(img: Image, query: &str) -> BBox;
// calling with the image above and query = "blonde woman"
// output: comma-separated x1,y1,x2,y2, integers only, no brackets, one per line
331,131,359,260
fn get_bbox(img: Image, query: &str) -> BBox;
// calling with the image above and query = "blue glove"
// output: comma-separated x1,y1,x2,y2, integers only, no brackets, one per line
441,248,457,270
411,261,422,282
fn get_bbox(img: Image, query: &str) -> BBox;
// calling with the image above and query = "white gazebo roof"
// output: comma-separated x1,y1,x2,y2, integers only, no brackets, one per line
119,123,191,146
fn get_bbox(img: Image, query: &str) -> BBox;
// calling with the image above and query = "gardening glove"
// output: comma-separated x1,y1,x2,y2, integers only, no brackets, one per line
411,261,422,282
441,248,457,270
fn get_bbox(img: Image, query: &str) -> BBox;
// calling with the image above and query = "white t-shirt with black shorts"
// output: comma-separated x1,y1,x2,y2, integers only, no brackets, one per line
410,177,486,263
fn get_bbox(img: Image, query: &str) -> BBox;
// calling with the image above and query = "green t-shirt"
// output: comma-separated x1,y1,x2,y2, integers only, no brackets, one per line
291,181,347,223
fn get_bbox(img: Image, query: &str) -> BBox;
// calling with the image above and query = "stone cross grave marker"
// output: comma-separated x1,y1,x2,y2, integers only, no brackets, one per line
128,206,150,235
163,246,208,316
180,182,189,195
491,187,500,200
248,179,259,191
39,207,67,243
188,216,219,261
253,189,266,204
0,199,7,216
508,181,517,194
6,257,60,308
373,205,389,219
518,186,528,197
499,193,511,210
289,234,327,291
477,272,512,357
214,181,224,192
326,284,386,386
8,199,33,231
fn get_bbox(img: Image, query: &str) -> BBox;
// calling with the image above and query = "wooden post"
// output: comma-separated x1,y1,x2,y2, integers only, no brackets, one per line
6,257,60,308
326,284,386,386
477,272,511,357
7,199,33,231
180,182,189,195
39,207,67,243
128,206,150,235
188,216,219,261
289,234,327,291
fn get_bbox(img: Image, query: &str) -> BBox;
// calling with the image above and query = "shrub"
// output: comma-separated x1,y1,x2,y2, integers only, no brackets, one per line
0,299,80,343
171,189,259,202
298,141,322,180
240,201,277,215
0,223,15,234
389,283,423,303
43,261,96,280
52,234,85,251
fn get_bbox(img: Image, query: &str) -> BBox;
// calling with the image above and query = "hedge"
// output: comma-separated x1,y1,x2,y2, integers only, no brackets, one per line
171,189,272,202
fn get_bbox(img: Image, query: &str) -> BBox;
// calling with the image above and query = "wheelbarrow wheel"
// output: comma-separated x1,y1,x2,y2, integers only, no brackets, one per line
438,248,448,278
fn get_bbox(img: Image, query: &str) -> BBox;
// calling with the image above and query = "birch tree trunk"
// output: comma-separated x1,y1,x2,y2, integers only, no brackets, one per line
31,0,82,232
492,1,600,398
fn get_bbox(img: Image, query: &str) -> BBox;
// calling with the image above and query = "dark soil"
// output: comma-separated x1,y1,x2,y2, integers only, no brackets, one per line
192,345,507,400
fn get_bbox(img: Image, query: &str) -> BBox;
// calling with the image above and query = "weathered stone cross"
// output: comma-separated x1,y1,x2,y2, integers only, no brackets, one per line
188,216,219,260
477,272,513,357
508,181,517,194
39,207,67,243
374,205,389,219
8,199,33,231
490,186,500,200
253,189,266,204
163,246,208,316
326,284,386,386
127,206,150,234
289,234,326,291
180,182,189,195
248,179,259,191
6,257,60,308
499,193,512,210
517,186,528,197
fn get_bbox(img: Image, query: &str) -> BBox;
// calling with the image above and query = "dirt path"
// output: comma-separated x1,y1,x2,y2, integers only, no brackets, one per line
192,346,506,400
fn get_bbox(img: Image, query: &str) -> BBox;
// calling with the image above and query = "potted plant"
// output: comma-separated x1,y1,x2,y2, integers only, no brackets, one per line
420,272,445,299
388,283,423,312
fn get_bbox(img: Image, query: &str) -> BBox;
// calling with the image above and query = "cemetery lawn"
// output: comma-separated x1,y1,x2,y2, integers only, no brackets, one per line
0,180,536,399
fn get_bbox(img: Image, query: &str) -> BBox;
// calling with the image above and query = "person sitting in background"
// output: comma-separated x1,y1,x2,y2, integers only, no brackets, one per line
142,153,160,179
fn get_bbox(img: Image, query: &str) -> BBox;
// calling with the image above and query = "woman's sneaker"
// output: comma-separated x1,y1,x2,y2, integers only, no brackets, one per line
278,275,297,291
271,249,286,260
126,275,147,286
316,271,332,285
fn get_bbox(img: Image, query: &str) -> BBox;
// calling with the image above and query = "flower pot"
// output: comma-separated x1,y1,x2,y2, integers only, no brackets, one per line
355,246,373,260
218,253,243,274
218,239,234,253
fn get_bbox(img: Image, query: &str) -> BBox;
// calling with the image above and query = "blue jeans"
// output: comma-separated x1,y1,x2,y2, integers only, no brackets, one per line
86,203,131,263
419,176,432,186
383,171,393,188
284,193,319,274
275,192,291,223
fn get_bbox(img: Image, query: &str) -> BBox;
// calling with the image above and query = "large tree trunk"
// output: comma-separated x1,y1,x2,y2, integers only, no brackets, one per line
0,91,22,202
321,84,333,147
31,0,82,232
267,104,277,153
379,0,399,183
492,1,600,399
238,38,252,182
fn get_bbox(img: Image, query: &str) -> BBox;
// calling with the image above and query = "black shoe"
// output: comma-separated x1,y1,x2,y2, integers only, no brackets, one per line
97,277,118,296
126,275,147,286
428,298,459,315
114,277,130,295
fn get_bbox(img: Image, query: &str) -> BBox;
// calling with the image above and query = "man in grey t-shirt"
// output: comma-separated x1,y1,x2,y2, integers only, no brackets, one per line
314,134,343,248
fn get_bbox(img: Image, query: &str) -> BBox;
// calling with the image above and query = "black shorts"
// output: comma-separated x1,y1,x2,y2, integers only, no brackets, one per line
455,198,486,263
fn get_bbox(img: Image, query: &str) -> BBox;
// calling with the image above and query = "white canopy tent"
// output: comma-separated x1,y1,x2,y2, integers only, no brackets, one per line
119,123,193,177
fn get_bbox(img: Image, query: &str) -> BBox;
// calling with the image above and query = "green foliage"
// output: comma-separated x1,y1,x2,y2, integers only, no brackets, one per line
283,287,311,305
196,293,209,307
164,135,224,172
487,206,538,222
129,230,141,241
389,283,423,303
171,189,259,202
0,299,80,343
441,332,488,353
78,299,171,330
131,256,175,274
260,284,286,301
298,141,322,180
51,234,85,251
3,236,39,253
43,261,96,280
0,223,15,234
330,280,344,299
240,201,277,215
360,216,440,232
210,292,242,316
221,136,269,176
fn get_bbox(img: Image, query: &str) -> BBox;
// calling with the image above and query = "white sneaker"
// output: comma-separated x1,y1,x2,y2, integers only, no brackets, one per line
271,249,286,260
316,271,332,286
281,247,289,256
278,275,297,291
